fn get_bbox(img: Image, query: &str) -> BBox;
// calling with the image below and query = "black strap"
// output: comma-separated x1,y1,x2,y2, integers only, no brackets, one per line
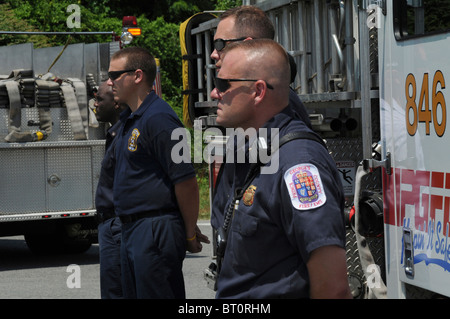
222,130,327,233
213,130,326,198
278,131,327,150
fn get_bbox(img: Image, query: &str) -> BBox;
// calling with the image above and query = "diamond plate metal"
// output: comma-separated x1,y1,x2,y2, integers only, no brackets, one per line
0,148,46,213
326,137,385,298
326,137,382,198
0,142,105,215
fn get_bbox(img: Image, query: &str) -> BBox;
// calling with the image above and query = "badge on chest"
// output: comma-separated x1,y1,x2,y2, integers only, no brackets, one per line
128,128,140,152
242,185,257,206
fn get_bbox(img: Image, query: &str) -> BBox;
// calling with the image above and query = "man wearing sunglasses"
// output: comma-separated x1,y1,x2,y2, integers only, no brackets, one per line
210,39,351,299
209,5,315,235
106,47,207,298
210,5,312,128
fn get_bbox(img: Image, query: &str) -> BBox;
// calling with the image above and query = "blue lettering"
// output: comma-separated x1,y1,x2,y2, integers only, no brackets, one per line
435,222,442,254
414,232,425,251
445,223,450,265
428,220,435,249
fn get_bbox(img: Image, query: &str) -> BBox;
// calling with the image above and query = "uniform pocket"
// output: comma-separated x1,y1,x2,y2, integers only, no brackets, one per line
229,210,260,272
231,210,258,236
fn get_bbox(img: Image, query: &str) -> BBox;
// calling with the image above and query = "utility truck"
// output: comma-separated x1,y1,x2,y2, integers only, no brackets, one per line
0,16,141,254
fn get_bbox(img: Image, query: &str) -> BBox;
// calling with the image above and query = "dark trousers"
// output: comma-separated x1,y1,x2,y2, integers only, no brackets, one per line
120,212,186,299
98,217,123,299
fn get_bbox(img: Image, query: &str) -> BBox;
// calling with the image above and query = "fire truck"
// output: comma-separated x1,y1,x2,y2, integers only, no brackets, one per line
181,0,450,298
0,17,141,254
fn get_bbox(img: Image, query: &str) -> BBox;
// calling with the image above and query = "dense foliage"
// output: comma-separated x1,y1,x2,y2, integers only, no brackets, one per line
1,0,242,116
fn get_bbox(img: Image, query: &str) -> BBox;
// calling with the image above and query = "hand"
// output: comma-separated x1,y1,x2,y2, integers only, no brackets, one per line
195,225,210,244
186,225,210,253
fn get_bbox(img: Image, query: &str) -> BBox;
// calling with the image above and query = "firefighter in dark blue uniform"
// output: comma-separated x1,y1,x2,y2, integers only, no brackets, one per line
210,39,352,298
107,47,206,299
94,82,127,299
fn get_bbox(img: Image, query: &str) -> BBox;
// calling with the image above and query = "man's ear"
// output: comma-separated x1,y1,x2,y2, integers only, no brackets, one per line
134,69,144,84
254,80,267,105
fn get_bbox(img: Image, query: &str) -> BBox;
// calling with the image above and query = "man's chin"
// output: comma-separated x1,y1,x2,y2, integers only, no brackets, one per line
113,96,124,104
215,116,227,128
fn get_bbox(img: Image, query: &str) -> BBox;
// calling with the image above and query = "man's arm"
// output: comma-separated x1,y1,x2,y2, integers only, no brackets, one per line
174,176,206,253
307,245,353,299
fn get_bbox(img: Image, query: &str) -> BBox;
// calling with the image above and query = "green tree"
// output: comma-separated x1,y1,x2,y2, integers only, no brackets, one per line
215,0,242,10
3,0,242,116
131,16,184,117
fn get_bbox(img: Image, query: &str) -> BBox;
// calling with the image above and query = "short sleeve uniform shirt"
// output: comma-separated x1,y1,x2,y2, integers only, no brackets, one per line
214,106,346,298
113,91,195,216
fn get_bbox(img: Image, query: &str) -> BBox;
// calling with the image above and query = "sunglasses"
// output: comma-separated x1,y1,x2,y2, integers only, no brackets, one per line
213,37,247,51
214,77,274,93
108,69,136,81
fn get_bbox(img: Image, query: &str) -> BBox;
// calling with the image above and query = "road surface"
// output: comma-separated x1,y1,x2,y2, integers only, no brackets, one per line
0,220,216,299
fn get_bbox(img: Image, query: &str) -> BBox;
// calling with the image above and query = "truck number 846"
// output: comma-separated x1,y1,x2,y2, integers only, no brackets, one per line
405,71,446,137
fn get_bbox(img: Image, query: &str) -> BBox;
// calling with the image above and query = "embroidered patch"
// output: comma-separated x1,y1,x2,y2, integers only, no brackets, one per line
284,163,326,210
128,128,140,152
242,185,257,206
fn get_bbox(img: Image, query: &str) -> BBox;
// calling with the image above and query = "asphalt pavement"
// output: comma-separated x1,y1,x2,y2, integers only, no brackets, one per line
0,220,216,299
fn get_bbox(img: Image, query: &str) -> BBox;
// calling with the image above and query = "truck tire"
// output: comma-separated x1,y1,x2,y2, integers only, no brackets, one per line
24,230,92,255
24,233,65,255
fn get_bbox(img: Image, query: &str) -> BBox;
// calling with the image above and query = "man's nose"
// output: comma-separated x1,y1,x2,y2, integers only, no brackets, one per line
210,87,221,100
210,49,219,62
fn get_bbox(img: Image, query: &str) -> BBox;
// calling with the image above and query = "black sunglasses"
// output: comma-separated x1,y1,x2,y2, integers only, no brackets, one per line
213,37,247,51
108,69,136,81
214,77,274,93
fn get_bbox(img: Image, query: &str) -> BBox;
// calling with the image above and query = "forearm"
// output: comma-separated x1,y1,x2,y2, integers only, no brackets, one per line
174,176,200,238
307,245,353,299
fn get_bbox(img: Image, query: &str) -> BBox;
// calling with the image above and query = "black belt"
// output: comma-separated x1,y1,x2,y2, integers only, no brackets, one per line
119,209,173,224
96,210,116,223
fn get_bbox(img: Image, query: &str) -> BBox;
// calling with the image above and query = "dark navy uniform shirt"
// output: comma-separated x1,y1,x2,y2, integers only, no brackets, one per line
289,89,312,129
213,106,346,298
95,120,121,217
113,91,195,216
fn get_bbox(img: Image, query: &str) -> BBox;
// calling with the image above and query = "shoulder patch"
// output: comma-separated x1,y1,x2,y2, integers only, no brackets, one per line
284,163,326,210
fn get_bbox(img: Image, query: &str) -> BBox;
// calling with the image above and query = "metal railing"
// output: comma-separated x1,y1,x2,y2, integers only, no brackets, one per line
192,0,365,105
191,0,377,158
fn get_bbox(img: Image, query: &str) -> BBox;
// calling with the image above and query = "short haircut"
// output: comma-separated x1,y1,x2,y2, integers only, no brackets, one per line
223,39,290,88
219,5,275,40
111,46,156,87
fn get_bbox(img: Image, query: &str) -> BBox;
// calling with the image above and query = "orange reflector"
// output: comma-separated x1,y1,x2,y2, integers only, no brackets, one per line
127,28,141,36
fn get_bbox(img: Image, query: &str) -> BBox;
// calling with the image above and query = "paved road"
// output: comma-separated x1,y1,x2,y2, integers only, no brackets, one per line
0,221,216,299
